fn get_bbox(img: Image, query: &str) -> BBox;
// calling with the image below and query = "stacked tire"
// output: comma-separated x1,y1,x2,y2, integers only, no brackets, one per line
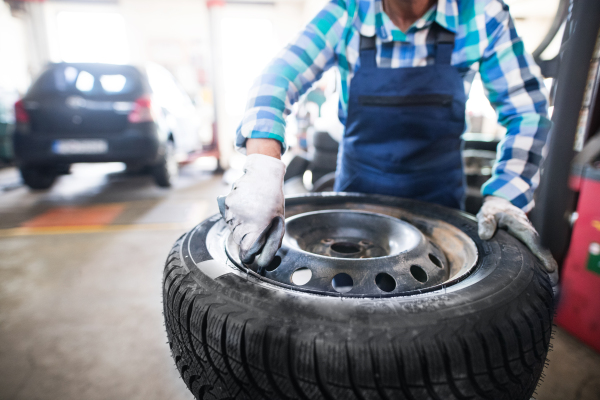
309,130,339,184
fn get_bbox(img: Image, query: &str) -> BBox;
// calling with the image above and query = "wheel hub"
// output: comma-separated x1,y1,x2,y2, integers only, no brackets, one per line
286,210,419,259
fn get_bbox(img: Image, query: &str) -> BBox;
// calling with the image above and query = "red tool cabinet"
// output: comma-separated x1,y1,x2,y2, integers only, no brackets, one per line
556,148,600,352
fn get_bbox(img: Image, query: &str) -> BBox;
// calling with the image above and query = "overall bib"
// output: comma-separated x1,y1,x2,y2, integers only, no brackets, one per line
333,25,467,209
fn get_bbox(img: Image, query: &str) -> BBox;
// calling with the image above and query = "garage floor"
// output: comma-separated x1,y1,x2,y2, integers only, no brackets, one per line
0,163,599,400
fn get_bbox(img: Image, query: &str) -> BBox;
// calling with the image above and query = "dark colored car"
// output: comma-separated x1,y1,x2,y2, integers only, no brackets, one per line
13,63,203,189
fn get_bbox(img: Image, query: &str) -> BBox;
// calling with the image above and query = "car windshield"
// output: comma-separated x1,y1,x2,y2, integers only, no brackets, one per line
28,65,141,97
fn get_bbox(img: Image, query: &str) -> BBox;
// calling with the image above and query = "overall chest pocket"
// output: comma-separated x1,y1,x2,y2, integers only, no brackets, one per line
354,93,462,141
358,94,453,107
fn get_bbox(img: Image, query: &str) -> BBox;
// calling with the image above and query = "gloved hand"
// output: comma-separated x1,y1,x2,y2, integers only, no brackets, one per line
217,154,285,269
477,196,558,284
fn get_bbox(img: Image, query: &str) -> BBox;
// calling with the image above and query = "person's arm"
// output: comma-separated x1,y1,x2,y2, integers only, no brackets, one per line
219,0,349,268
236,0,348,156
475,1,556,282
246,138,282,159
478,0,552,212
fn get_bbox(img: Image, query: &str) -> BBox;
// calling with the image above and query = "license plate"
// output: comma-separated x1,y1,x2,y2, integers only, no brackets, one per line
52,139,108,155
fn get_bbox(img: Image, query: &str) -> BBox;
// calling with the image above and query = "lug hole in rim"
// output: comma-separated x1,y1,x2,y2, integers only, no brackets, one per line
291,268,312,286
375,272,396,292
410,265,428,283
265,256,281,272
330,242,361,254
332,273,353,293
428,253,443,268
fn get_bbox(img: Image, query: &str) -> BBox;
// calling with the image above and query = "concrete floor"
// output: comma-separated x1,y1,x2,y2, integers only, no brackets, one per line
0,162,599,400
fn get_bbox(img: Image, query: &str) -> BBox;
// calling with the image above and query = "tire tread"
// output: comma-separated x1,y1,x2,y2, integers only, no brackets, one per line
163,232,554,400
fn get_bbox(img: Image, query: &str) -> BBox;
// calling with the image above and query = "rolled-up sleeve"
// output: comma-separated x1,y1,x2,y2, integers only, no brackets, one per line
478,0,552,212
236,0,348,154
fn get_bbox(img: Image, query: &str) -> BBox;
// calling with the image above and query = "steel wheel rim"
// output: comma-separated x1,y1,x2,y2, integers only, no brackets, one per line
222,200,478,297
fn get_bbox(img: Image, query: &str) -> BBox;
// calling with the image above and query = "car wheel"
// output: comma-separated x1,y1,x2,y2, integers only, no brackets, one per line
153,141,178,187
20,166,58,190
163,193,555,400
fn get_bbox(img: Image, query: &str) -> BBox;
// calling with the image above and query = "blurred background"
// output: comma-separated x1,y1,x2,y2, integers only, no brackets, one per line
0,0,598,399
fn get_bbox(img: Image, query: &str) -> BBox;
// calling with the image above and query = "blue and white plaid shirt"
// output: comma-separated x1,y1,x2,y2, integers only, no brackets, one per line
236,0,551,211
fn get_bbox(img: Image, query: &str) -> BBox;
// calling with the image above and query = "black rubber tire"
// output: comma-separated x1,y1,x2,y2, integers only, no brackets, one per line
309,151,337,173
463,139,500,152
284,154,310,182
312,130,340,152
163,194,555,400
310,168,333,185
311,171,336,192
153,141,177,187
20,166,57,190
464,189,485,215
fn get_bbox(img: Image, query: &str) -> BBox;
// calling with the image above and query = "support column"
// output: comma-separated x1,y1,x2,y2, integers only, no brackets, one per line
206,0,232,169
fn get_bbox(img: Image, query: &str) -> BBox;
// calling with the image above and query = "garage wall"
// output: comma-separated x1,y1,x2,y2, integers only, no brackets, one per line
214,0,315,159
506,0,561,53
120,0,211,95
0,3,31,95
38,0,211,99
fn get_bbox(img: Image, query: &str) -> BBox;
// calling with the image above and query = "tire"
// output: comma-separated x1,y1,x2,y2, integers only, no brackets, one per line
463,139,499,152
312,130,340,152
163,194,555,400
464,187,485,215
465,174,491,189
284,154,310,182
283,176,310,196
309,150,337,172
20,166,57,190
311,171,336,192
125,162,147,175
153,141,178,187
310,169,332,185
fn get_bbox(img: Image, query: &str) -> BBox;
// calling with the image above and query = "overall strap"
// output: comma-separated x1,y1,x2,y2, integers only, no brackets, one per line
359,34,377,68
434,24,455,65
360,24,455,67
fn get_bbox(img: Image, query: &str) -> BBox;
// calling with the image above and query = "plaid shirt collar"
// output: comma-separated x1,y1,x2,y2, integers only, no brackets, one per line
357,0,459,42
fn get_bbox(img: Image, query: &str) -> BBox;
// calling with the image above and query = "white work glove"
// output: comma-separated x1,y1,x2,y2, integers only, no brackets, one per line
217,154,285,269
477,196,558,284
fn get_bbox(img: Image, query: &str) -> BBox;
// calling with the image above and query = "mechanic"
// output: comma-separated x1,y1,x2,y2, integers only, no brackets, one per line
218,0,557,276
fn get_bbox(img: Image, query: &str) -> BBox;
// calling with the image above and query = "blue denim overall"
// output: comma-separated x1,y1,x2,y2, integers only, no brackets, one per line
333,25,467,209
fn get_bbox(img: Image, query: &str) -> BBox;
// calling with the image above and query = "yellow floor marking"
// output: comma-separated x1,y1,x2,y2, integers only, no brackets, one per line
0,223,194,238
